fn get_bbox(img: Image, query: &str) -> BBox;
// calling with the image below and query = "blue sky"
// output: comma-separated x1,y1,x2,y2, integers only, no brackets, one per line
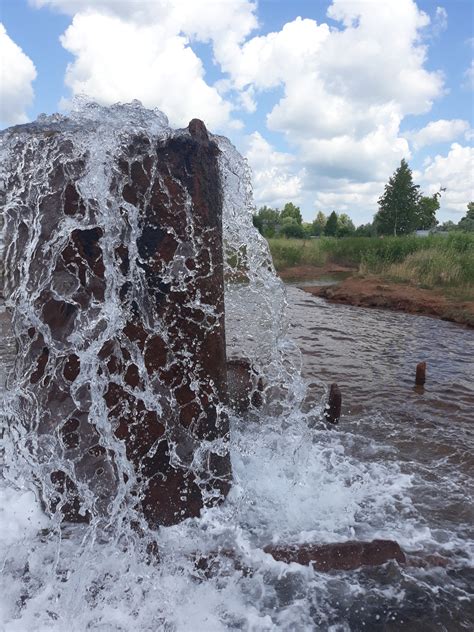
1,0,473,225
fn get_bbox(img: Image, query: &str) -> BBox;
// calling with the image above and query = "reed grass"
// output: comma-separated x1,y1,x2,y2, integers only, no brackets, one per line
268,233,474,293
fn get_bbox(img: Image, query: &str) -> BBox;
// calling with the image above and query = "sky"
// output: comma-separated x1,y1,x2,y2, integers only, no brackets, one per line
0,0,473,225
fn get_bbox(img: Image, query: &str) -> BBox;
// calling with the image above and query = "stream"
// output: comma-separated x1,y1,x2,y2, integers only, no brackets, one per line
0,286,472,631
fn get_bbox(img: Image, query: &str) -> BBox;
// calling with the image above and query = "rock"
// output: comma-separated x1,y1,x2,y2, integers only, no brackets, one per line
2,109,231,526
264,539,406,571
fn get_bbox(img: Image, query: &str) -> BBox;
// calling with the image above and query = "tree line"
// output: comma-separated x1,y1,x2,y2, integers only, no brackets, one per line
252,203,356,239
253,159,474,238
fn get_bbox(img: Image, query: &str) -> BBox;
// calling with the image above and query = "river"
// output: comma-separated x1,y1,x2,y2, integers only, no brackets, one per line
284,284,474,630
0,285,472,631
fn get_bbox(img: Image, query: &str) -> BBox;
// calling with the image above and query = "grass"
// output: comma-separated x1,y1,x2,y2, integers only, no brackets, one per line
268,233,474,296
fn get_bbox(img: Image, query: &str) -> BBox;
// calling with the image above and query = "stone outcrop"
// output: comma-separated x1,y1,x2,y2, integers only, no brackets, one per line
2,110,231,526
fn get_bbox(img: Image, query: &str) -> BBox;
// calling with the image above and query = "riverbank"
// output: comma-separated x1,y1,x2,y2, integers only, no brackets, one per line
278,264,474,327
303,273,474,327
269,235,474,327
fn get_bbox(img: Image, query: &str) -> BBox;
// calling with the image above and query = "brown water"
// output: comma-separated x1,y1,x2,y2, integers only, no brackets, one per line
1,285,473,631
285,285,474,631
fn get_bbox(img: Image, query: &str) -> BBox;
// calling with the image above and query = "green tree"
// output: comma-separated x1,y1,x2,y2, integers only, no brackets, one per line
325,211,339,237
355,222,375,237
302,222,313,238
312,211,327,236
416,194,440,230
280,216,306,238
458,202,474,232
280,202,303,225
374,159,421,235
337,213,356,237
438,220,457,232
252,205,280,237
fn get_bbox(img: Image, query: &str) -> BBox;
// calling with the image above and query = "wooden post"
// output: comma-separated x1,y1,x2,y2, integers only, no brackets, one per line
324,383,342,424
415,361,426,386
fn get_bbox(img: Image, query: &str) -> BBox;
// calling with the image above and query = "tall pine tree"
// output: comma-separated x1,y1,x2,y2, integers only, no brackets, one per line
375,160,421,236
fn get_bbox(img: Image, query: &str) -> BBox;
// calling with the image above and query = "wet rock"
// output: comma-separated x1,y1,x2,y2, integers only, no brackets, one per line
264,539,406,571
2,112,231,527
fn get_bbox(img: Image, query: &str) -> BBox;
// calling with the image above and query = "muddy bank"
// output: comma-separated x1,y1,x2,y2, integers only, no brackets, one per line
278,263,354,282
275,264,474,327
303,275,474,328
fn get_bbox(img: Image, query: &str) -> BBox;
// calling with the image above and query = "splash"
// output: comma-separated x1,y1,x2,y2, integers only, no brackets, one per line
0,100,421,631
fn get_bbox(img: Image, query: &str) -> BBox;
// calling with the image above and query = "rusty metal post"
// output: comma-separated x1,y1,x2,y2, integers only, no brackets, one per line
2,114,231,527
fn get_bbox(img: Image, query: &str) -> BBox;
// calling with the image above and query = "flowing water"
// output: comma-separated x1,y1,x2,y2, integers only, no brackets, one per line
0,102,473,631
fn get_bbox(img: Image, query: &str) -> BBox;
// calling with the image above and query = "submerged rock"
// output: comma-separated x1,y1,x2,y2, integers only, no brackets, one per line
1,102,230,526
264,539,406,571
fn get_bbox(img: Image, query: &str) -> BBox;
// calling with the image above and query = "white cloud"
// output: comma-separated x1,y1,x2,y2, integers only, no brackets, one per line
405,119,471,148
60,12,233,129
0,23,37,126
220,0,443,195
34,0,258,130
462,61,474,91
419,143,474,215
245,132,303,208
32,0,468,226
30,0,257,42
313,180,384,217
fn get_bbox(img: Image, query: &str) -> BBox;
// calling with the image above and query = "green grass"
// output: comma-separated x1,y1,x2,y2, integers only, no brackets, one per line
268,233,474,293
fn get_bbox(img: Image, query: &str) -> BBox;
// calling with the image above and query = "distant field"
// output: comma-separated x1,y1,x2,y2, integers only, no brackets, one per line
268,233,474,294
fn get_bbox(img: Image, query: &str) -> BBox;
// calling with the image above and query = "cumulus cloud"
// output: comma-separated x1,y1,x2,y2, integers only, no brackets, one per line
221,0,443,209
0,23,37,126
34,0,258,130
60,12,233,129
405,119,471,148
313,180,384,220
419,143,474,215
245,132,303,208
462,61,474,91
32,0,466,224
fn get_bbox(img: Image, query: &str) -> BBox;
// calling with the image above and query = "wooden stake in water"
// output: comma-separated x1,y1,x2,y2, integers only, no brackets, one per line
325,383,342,424
415,362,426,386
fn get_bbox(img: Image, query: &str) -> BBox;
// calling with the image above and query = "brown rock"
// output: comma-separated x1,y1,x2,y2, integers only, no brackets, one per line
264,539,406,571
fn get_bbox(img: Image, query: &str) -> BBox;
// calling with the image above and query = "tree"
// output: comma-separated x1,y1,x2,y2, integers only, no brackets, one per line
337,213,356,237
416,194,440,230
355,222,376,237
280,217,306,238
302,222,313,238
458,202,474,232
280,202,303,225
252,206,280,237
325,211,339,236
438,220,457,232
374,159,421,235
312,211,327,236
